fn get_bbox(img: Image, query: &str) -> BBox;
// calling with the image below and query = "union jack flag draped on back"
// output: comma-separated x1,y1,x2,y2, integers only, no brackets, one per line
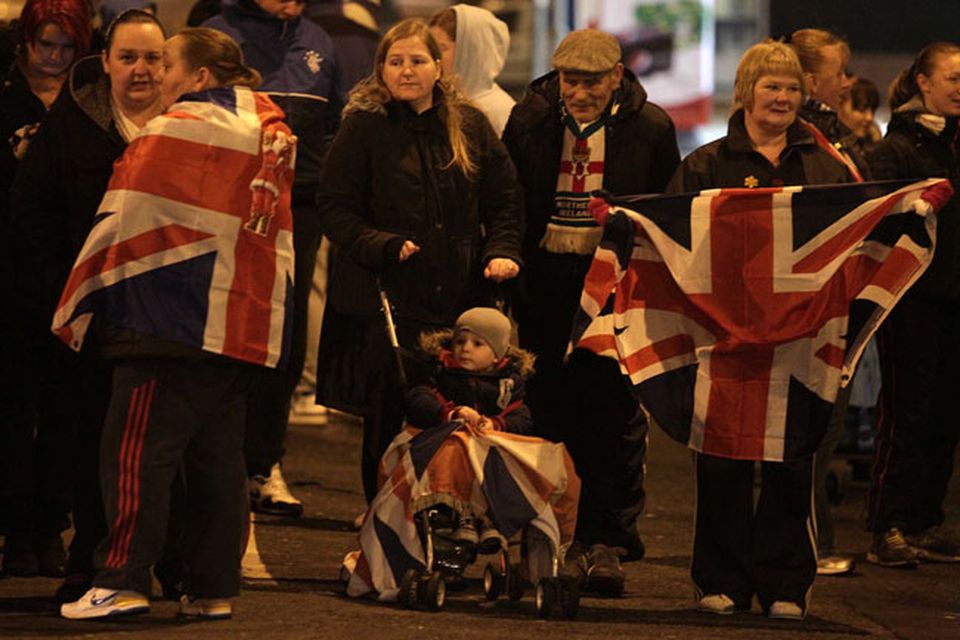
52,87,296,368
570,179,953,462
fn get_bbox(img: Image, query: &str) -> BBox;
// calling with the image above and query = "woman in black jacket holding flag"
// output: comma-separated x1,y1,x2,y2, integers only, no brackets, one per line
666,40,857,621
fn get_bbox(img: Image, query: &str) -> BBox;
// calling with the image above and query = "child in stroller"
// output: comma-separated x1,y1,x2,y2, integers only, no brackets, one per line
341,308,581,617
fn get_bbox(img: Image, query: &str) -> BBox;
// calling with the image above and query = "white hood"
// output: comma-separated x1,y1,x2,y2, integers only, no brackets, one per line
452,4,509,96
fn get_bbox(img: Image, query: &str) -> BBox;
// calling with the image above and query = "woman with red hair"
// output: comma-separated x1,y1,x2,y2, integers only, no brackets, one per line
2,0,91,183
0,0,91,579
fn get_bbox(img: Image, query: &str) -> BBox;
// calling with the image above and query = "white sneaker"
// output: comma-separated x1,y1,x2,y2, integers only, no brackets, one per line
289,393,328,424
60,587,149,619
697,593,737,615
249,464,303,517
817,554,855,575
768,600,805,620
178,595,232,619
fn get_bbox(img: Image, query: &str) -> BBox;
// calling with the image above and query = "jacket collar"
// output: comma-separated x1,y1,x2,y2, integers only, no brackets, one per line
892,94,959,140
724,108,817,154
68,56,114,133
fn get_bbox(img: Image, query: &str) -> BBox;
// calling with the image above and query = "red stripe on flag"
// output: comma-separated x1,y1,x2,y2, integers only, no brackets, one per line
622,334,696,376
815,343,845,369
221,220,283,364
582,256,617,309
578,334,618,354
60,225,215,305
866,246,925,293
793,193,900,273
110,135,259,219
703,346,774,459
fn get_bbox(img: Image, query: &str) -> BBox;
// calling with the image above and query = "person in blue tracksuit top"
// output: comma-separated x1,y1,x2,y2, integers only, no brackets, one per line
204,0,345,517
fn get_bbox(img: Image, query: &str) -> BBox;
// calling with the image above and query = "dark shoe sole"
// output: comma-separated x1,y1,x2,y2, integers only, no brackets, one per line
583,573,624,596
915,549,960,563
866,552,919,568
250,501,303,517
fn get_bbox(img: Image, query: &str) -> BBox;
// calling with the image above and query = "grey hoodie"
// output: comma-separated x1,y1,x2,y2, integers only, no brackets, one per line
450,4,514,136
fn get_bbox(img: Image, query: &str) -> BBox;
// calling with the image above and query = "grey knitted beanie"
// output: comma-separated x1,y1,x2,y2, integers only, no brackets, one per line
454,307,511,359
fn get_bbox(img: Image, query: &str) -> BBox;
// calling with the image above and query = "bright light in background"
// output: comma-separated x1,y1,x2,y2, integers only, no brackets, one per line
574,0,715,132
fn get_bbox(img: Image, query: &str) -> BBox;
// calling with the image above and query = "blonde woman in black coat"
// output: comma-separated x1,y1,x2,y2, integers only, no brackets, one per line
315,18,523,505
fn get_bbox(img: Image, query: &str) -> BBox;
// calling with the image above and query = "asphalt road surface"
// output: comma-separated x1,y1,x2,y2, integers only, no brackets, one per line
2,413,959,639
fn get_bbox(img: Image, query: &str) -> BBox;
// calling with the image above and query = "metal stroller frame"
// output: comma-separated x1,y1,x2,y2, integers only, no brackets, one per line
378,284,580,618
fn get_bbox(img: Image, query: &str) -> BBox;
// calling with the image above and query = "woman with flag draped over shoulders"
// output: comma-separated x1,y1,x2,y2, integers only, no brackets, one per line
56,27,295,621
315,18,523,509
665,40,858,621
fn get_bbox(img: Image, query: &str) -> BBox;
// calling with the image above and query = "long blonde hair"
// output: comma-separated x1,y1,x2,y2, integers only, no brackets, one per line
345,18,477,178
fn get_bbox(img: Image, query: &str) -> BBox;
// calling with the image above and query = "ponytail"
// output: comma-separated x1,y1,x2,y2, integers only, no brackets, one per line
889,41,960,110
176,27,261,89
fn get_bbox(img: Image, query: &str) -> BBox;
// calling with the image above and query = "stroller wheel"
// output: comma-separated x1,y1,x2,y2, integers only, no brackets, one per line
535,578,557,619
506,563,525,601
483,563,503,600
398,569,419,608
558,576,580,619
423,571,446,612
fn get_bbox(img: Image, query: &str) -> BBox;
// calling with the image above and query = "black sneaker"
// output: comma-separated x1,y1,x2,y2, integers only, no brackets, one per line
1,533,39,577
866,527,920,568
560,543,588,586
905,526,960,563
450,513,479,546
36,534,67,578
583,544,625,596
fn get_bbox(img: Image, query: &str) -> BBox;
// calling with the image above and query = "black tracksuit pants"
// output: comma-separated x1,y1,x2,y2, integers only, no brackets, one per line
244,198,321,477
93,359,252,598
868,293,960,534
519,251,647,559
692,453,817,612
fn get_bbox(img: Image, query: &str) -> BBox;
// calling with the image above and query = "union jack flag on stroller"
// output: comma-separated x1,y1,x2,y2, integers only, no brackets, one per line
344,421,579,603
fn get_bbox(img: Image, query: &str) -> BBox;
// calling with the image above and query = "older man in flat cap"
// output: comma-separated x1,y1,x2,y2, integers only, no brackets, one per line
503,28,680,594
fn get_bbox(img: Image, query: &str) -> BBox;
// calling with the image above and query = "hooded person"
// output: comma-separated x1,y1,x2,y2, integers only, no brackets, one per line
429,4,514,136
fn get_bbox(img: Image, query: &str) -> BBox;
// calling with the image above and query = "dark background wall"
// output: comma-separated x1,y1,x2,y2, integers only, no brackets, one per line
771,0,959,52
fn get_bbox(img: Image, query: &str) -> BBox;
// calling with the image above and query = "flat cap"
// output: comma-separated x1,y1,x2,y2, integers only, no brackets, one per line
551,29,622,73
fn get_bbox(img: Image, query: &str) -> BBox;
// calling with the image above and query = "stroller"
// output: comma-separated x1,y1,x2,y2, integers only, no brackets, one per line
342,288,581,619
396,502,580,619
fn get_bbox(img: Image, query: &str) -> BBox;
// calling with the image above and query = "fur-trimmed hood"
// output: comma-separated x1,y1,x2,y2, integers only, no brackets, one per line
418,328,535,377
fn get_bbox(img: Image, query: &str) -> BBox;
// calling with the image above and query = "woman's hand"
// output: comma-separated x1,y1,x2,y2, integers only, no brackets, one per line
484,258,520,282
399,240,421,262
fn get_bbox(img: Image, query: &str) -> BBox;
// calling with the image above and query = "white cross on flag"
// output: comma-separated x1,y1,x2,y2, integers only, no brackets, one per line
570,179,953,461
